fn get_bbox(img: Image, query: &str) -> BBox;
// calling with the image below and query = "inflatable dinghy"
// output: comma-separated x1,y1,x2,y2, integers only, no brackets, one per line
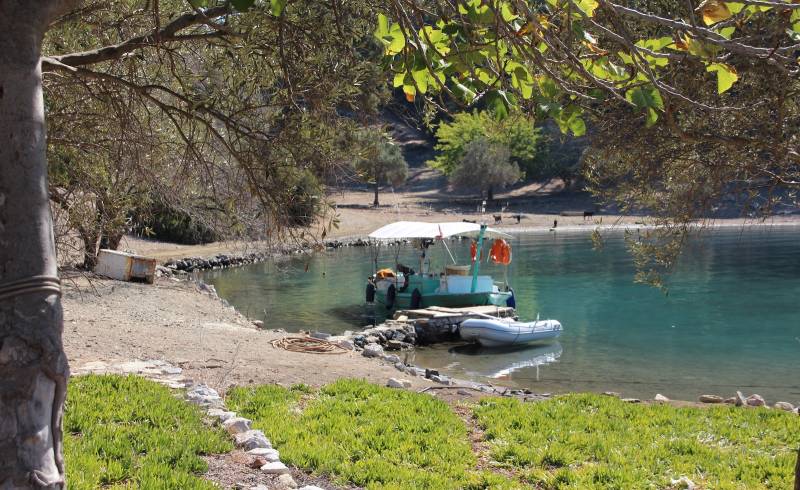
459,317,562,347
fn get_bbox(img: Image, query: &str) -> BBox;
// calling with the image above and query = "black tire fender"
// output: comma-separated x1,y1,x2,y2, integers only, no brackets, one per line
386,284,396,310
410,288,422,309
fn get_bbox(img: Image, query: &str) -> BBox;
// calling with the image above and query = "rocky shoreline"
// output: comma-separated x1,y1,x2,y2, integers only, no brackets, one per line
180,272,800,413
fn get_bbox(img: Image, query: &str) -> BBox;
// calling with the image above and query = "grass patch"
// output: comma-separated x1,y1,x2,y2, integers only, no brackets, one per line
227,379,515,489
474,393,800,489
65,375,232,489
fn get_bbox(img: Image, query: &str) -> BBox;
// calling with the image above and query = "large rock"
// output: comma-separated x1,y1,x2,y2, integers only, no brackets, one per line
235,430,271,450
670,476,696,489
387,378,412,389
261,461,290,474
654,394,670,402
745,394,766,407
206,408,236,422
223,417,252,435
362,343,384,358
735,391,746,407
383,354,401,364
773,401,794,411
337,339,355,351
277,474,298,489
386,340,404,351
699,394,723,404
248,447,280,462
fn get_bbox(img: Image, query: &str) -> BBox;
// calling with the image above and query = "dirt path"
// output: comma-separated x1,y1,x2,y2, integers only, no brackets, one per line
62,275,432,394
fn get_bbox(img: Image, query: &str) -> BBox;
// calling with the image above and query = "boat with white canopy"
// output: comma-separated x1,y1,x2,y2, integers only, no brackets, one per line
366,221,515,311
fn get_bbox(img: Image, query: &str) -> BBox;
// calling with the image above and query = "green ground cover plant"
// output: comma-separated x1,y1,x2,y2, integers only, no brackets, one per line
226,379,513,489
474,393,800,489
64,375,232,489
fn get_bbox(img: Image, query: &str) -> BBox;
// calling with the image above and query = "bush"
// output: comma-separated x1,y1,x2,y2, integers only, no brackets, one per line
430,111,543,181
450,138,521,200
132,199,219,245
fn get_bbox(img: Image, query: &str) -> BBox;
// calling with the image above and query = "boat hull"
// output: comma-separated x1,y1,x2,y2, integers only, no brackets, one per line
459,318,562,347
375,289,512,311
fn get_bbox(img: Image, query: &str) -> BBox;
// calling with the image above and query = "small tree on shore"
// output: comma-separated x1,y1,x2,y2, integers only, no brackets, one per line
355,134,408,207
450,138,520,201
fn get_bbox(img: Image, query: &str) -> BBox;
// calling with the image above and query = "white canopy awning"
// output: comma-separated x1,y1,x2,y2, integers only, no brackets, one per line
368,221,511,240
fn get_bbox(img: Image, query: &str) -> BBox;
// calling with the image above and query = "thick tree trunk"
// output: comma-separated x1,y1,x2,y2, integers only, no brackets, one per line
0,1,74,488
795,447,799,490
373,183,380,207
487,186,494,202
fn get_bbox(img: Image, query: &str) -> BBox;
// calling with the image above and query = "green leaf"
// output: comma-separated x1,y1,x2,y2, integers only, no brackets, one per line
718,26,736,39
188,0,209,7
726,2,745,15
412,69,429,93
645,107,659,127
707,62,738,93
626,86,664,111
270,0,286,16
231,0,256,11
452,79,477,102
393,71,407,88
376,13,390,38
569,117,587,136
575,0,599,17
500,2,517,22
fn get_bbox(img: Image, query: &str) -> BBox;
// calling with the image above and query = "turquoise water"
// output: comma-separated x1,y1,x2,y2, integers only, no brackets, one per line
202,226,800,402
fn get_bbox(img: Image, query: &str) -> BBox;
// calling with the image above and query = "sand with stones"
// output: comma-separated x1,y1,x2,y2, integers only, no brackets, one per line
62,275,433,394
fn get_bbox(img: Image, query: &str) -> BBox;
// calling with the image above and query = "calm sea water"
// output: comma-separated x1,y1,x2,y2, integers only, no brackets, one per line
202,226,800,402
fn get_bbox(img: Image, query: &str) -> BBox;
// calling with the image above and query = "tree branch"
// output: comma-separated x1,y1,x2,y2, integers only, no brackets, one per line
44,5,230,68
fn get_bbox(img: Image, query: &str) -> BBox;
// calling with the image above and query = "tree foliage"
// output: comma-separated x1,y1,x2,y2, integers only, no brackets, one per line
451,137,521,200
379,0,800,280
429,111,543,179
42,0,386,263
354,131,408,206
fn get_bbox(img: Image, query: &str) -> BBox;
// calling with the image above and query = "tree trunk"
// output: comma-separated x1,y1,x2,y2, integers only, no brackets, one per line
795,447,799,490
487,186,494,202
0,1,74,488
373,182,380,207
78,229,99,270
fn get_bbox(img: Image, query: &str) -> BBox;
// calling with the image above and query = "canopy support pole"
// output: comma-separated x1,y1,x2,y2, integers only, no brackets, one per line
440,238,457,265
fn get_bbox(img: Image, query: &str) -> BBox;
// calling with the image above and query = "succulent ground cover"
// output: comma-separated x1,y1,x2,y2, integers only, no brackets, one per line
474,393,800,489
63,375,798,489
64,375,232,489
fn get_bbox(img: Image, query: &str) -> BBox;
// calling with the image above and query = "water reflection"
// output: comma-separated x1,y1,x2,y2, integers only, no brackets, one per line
449,342,563,380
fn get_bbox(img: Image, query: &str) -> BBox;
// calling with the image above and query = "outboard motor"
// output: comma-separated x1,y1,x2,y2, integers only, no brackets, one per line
506,288,516,308
365,280,376,303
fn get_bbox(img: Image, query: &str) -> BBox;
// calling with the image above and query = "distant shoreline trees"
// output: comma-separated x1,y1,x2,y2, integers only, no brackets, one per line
354,131,408,207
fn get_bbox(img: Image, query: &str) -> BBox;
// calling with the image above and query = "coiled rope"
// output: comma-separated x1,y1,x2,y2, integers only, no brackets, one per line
270,336,350,354
0,275,61,302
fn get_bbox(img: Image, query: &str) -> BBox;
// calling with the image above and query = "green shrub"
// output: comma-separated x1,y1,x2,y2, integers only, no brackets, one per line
429,111,543,181
227,379,510,489
474,393,800,489
65,375,232,489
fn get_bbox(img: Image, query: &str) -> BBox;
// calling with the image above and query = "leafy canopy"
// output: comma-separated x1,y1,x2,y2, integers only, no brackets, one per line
450,137,521,196
430,111,541,179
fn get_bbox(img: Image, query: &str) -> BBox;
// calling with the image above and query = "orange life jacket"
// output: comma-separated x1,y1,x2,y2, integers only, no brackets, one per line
489,239,512,265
